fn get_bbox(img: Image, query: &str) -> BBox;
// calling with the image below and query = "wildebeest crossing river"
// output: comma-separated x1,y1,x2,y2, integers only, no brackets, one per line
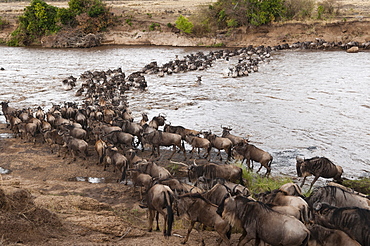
0,45,369,182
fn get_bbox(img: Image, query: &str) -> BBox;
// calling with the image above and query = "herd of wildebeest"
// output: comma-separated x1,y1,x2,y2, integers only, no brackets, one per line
1,45,370,246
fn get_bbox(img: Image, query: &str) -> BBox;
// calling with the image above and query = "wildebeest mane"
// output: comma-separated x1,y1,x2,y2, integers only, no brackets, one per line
178,192,217,207
317,203,370,245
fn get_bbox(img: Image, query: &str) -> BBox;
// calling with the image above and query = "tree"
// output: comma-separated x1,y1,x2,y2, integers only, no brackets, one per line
175,15,194,34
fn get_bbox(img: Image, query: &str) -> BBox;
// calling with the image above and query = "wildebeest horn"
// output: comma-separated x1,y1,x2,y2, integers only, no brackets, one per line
193,159,197,166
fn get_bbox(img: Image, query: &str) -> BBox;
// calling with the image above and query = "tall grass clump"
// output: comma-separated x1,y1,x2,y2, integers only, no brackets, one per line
283,0,315,20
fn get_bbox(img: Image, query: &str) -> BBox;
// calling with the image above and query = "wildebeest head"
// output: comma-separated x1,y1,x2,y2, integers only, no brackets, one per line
296,156,305,177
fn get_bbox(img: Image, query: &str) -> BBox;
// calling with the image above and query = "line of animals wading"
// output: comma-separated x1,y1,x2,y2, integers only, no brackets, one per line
2,99,369,245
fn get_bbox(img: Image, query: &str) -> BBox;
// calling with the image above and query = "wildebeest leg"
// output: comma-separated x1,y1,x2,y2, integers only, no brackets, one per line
148,209,156,232
215,221,230,246
238,230,249,246
155,211,160,231
309,176,320,191
300,176,307,187
182,221,196,244
168,145,177,160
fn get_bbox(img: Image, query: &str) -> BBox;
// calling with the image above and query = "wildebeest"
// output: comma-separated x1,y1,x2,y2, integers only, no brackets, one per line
296,156,343,191
61,134,89,162
121,120,144,149
135,161,172,180
43,129,64,156
1,101,17,124
164,123,201,141
61,124,87,140
279,182,304,197
174,193,231,245
203,183,249,206
188,162,244,186
256,189,309,223
221,126,245,146
127,169,153,200
145,184,174,237
184,134,211,159
143,130,187,160
217,195,310,246
313,202,370,246
306,185,370,209
203,131,233,161
94,139,107,165
102,130,134,149
148,114,166,129
307,224,361,246
233,141,273,177
105,146,128,182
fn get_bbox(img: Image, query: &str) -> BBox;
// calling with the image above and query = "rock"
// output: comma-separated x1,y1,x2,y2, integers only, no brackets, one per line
41,30,102,48
346,46,359,53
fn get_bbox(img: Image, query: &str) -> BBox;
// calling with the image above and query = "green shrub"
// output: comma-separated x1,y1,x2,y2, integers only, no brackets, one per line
0,16,9,29
149,22,160,31
175,15,194,34
284,0,315,20
8,0,112,46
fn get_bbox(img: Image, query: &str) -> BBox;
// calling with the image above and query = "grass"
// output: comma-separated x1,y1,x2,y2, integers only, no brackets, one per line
233,161,293,196
342,178,370,196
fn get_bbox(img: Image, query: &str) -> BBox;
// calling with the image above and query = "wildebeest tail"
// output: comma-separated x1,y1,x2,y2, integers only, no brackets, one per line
163,191,174,237
268,157,273,168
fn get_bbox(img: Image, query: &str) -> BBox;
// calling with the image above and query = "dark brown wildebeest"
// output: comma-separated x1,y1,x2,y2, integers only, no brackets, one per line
217,195,310,246
188,162,244,186
145,184,174,237
255,189,309,224
313,202,370,246
105,146,128,182
143,130,187,160
135,161,172,180
174,193,231,245
233,141,273,177
296,156,343,191
203,131,233,162
184,134,211,159
307,224,361,246
306,185,370,209
221,126,245,146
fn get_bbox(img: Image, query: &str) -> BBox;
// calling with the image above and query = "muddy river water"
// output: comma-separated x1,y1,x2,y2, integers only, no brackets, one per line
0,45,369,180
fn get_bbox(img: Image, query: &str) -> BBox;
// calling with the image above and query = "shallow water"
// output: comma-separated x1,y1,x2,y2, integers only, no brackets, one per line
1,45,369,180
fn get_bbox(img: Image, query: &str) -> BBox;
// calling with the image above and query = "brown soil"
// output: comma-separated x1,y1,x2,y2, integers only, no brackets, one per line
0,122,243,245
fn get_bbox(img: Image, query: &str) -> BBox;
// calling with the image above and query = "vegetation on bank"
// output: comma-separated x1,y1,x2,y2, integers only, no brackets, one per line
7,0,113,46
177,0,343,35
3,0,347,46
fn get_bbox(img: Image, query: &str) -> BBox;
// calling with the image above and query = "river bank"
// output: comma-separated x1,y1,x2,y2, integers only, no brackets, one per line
1,0,370,48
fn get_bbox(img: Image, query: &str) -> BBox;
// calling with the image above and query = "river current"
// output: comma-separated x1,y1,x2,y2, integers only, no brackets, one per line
0,45,369,180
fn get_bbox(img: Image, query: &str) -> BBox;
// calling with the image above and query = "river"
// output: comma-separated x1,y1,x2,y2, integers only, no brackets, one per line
0,45,369,180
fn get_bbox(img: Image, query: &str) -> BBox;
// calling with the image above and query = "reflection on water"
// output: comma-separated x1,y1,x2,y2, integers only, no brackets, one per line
1,46,369,179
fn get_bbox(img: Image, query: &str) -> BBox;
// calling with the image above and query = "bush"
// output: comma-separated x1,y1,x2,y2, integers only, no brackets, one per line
284,0,315,20
8,0,112,46
175,15,194,34
8,0,60,46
